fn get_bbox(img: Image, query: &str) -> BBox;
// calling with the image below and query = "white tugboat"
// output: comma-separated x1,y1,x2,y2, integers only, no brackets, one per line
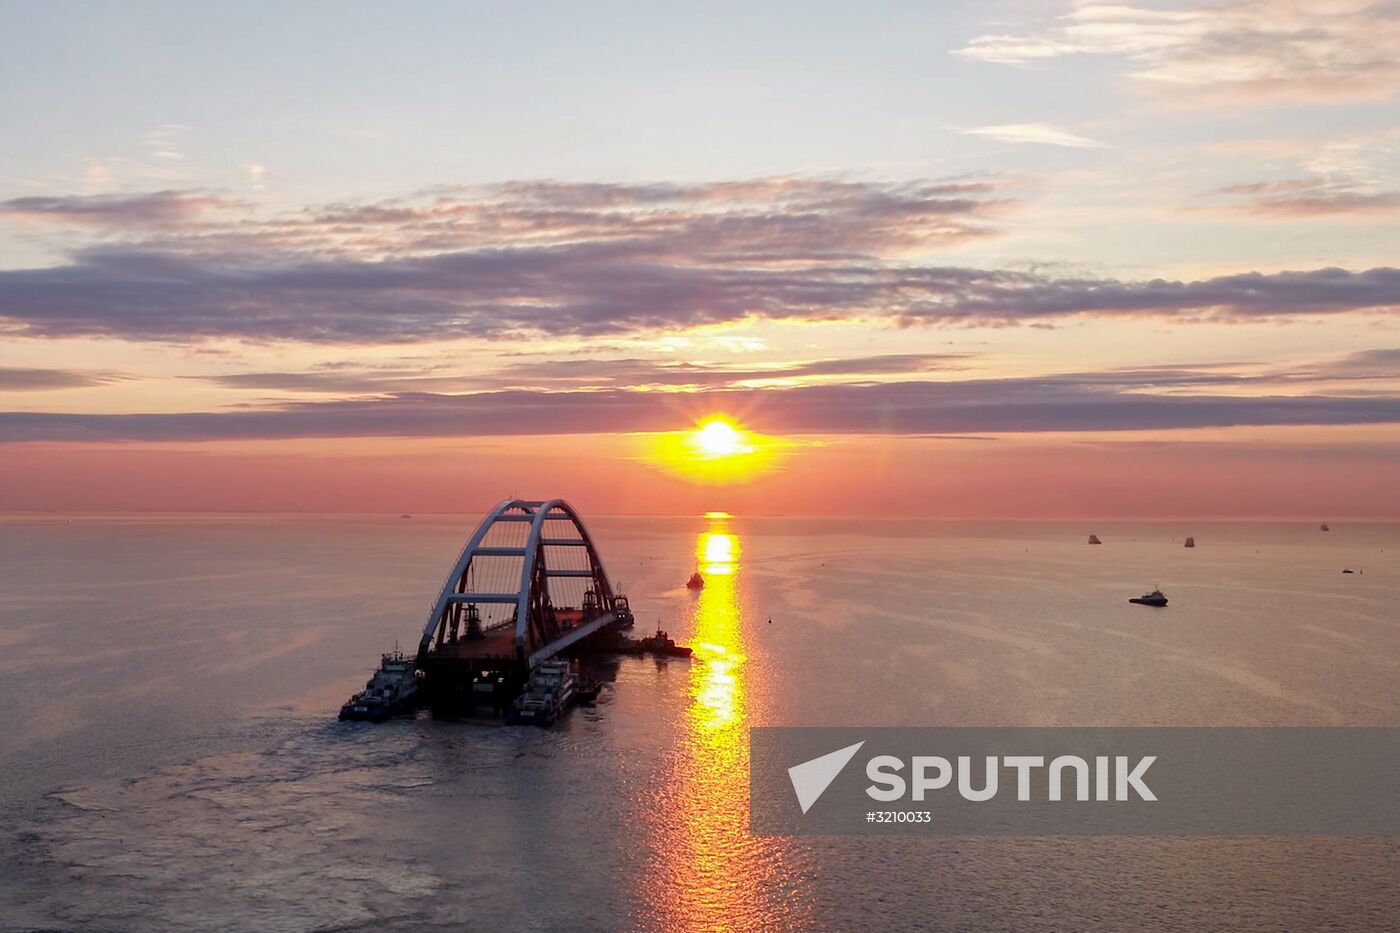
339,650,419,722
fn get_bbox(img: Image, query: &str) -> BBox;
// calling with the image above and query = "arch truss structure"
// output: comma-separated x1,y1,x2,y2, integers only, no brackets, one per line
417,499,620,669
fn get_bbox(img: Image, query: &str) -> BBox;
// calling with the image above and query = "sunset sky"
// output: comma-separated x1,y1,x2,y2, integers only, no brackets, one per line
3,0,1399,516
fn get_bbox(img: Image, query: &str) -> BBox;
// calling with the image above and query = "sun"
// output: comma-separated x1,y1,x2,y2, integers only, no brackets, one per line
691,419,749,458
640,414,788,486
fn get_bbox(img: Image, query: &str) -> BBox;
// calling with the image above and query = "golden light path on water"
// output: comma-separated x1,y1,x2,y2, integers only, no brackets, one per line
641,515,809,932
691,526,744,735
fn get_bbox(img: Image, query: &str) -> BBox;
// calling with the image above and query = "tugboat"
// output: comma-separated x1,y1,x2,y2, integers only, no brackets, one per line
686,572,705,590
1129,588,1169,607
339,650,419,722
1087,534,1102,545
616,623,695,658
575,677,603,706
613,594,636,629
1184,536,1195,548
506,660,579,726
640,625,693,658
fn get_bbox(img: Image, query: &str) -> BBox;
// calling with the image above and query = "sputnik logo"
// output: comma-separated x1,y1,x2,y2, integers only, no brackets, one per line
787,741,865,814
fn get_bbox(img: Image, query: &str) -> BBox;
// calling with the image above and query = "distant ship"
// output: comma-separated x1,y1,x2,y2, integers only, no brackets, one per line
1087,534,1102,545
339,651,418,722
1320,523,1330,532
1184,536,1195,548
686,571,705,589
1129,589,1168,607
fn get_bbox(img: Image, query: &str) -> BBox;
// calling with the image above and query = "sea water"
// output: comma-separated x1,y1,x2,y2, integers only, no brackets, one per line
0,514,1397,931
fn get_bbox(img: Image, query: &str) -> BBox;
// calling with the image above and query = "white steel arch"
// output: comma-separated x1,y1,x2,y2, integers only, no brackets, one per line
416,498,617,666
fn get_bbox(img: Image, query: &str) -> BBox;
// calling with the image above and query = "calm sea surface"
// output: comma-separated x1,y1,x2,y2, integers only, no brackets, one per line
1,514,1397,932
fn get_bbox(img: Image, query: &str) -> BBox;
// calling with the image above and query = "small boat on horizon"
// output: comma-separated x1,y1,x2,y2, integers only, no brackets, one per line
1184,536,1195,548
1087,534,1102,545
686,571,705,590
1129,588,1168,607
1320,523,1330,532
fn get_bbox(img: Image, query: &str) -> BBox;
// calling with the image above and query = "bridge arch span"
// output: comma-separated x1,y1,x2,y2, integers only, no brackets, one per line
416,499,620,668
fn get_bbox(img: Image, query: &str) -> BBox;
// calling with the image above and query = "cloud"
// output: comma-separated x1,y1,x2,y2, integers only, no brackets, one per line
195,369,471,394
956,1,1400,105
477,352,965,388
245,163,269,191
1266,347,1400,382
1326,347,1400,374
963,124,1106,148
0,190,238,228
890,266,1400,324
196,353,966,394
0,367,123,391
143,124,188,164
4,375,1400,443
1203,178,1400,217
775,353,964,378
0,177,1398,343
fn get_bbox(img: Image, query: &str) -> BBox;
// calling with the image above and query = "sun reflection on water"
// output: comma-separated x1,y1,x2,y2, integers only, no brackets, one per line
691,528,743,735
700,532,737,578
640,515,808,932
